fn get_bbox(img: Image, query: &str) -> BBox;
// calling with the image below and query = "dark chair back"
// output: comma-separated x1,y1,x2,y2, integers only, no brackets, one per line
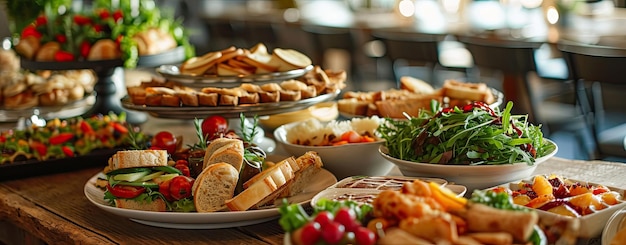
370,30,445,85
458,35,543,123
559,41,626,160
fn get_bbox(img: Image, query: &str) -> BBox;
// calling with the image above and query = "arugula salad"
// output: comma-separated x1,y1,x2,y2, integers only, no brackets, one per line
378,101,555,165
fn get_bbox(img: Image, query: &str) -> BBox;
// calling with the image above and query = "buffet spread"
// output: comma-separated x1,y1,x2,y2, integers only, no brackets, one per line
2,1,626,245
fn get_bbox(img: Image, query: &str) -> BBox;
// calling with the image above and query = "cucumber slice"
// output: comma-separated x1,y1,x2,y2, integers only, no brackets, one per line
112,170,150,182
116,181,159,189
106,167,151,175
138,171,165,182
153,166,183,174
154,173,180,183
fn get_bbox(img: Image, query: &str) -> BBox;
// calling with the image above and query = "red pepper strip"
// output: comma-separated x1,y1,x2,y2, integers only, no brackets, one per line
111,122,128,134
61,146,75,157
49,132,75,145
54,51,75,62
29,141,47,156
80,121,95,134
73,15,92,25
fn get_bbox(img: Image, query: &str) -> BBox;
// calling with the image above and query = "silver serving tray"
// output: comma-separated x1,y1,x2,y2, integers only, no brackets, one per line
0,93,95,122
156,65,314,87
121,90,339,119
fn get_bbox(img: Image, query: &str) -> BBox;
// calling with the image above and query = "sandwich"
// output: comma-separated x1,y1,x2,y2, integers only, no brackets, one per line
101,150,195,212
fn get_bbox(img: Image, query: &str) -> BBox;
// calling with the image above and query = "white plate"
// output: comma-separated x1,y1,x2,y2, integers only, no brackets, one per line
84,168,337,229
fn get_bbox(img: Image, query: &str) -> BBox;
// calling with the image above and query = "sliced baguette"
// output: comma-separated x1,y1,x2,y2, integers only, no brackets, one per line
278,151,323,198
202,138,245,172
268,48,312,72
224,170,281,211
243,157,297,189
115,198,167,212
193,162,239,212
104,149,168,174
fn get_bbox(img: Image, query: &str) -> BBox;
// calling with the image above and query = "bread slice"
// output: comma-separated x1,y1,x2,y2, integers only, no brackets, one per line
115,198,167,212
278,151,324,198
193,162,239,212
400,76,435,94
243,157,297,189
104,150,168,174
442,79,493,103
224,169,281,211
268,48,312,72
203,138,245,172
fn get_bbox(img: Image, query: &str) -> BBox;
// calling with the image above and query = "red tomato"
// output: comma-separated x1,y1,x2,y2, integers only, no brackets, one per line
169,176,193,200
201,115,229,140
151,131,177,154
106,184,145,199
159,179,174,201
174,163,191,177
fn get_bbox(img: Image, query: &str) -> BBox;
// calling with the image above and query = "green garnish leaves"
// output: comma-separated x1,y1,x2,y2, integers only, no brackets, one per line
377,101,548,165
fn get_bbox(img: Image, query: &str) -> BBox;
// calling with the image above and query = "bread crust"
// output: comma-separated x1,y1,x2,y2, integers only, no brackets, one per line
203,138,245,172
193,162,239,212
104,150,168,174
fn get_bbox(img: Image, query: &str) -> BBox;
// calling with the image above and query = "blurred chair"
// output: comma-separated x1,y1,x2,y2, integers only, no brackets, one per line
559,41,626,161
300,25,361,87
458,35,541,119
371,30,470,88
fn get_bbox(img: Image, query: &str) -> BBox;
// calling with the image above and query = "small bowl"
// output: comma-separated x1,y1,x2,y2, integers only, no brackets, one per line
274,122,394,180
379,139,558,192
490,175,626,239
259,102,338,131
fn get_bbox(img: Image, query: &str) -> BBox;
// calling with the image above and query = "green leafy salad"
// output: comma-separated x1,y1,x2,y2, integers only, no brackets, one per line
378,101,555,165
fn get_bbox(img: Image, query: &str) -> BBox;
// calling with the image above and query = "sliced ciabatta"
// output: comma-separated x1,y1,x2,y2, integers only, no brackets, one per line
193,162,239,212
104,149,168,174
203,138,245,172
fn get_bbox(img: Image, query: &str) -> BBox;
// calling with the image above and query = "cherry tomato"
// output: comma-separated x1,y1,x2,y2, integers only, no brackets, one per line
334,208,359,232
175,163,191,177
354,227,376,245
201,115,229,140
321,221,345,244
299,222,321,245
313,211,334,228
151,131,177,154
158,179,174,201
106,184,145,199
169,176,193,200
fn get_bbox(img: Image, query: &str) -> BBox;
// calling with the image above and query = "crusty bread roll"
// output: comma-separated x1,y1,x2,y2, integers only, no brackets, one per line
133,28,177,56
400,76,435,94
115,198,167,212
202,138,245,172
35,41,61,61
87,39,121,60
193,162,239,212
442,79,494,104
15,36,41,60
268,48,312,72
104,150,168,174
198,92,218,106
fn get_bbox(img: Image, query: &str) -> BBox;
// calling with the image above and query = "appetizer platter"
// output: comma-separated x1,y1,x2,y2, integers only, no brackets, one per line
0,112,146,180
121,90,339,119
338,77,503,119
157,64,314,86
156,43,314,86
84,167,336,229
487,174,626,240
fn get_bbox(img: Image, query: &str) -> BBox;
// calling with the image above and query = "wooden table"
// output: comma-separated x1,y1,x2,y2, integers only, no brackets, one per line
1,154,626,244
